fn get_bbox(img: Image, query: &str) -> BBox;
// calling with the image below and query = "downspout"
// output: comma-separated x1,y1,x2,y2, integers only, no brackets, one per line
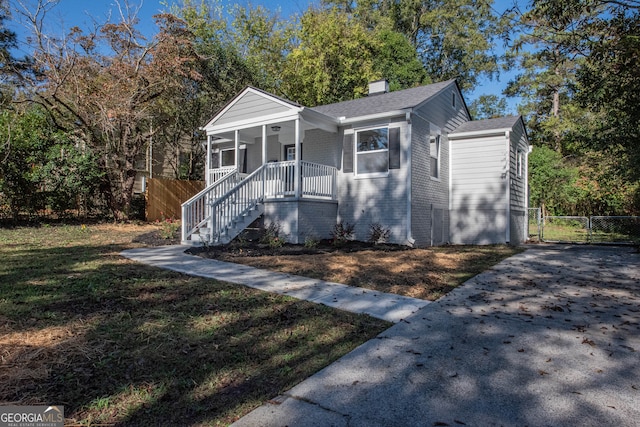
448,133,453,243
505,130,511,244
405,111,415,246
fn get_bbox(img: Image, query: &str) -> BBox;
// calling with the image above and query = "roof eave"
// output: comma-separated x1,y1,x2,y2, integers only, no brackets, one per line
202,86,303,131
300,107,339,133
448,128,511,139
338,109,412,125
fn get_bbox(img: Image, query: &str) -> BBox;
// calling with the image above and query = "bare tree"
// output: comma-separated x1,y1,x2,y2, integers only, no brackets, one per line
13,0,201,219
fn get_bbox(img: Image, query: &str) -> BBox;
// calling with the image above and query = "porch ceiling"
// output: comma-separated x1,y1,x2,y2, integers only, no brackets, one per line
209,113,337,144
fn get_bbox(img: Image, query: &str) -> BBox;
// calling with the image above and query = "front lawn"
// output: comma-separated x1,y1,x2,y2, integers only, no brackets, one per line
0,223,389,426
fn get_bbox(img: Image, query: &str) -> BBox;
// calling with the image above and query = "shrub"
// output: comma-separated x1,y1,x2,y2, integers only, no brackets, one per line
156,213,180,239
368,223,391,244
330,222,355,246
304,235,319,248
260,222,284,248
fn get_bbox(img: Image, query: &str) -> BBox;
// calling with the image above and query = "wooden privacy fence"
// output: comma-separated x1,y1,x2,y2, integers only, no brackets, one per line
146,178,205,222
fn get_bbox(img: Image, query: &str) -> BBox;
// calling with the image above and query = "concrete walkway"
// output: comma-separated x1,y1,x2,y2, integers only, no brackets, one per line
121,245,429,323
230,244,640,427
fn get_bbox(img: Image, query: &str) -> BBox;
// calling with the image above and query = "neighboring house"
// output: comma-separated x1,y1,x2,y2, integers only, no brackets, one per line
133,137,205,194
181,79,531,246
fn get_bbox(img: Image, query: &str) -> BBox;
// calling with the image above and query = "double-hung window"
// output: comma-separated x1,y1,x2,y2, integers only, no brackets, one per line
355,127,389,176
430,134,440,179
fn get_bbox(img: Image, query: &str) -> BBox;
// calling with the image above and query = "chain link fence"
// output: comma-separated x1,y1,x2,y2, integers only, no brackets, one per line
528,210,640,244
542,216,590,243
528,208,541,242
590,216,640,244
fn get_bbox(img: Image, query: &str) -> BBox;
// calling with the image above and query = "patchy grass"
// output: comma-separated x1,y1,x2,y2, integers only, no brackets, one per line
195,242,523,300
0,223,389,426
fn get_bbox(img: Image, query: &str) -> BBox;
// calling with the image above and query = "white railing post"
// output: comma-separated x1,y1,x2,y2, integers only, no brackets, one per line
294,118,301,199
332,167,337,200
181,203,188,242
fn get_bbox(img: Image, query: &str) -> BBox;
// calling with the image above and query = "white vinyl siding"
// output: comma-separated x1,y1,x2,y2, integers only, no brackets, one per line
450,134,508,244
215,91,291,127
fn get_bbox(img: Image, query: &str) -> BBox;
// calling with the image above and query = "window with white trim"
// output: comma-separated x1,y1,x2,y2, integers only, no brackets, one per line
517,149,523,177
430,134,441,179
355,127,389,176
220,148,235,167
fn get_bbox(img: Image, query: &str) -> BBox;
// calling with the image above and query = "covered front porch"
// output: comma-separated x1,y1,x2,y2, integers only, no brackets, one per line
181,87,340,245
206,117,337,200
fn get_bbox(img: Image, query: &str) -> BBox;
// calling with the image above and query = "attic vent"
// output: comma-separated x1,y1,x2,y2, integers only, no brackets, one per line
368,79,389,95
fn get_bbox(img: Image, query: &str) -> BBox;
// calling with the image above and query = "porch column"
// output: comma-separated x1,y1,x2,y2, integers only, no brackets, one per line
234,130,239,171
294,118,301,198
206,135,211,186
262,125,267,165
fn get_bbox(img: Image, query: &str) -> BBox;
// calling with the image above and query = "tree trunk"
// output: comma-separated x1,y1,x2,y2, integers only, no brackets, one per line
99,154,139,221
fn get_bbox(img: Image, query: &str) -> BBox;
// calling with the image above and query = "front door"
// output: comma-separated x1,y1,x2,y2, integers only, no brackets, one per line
284,144,298,161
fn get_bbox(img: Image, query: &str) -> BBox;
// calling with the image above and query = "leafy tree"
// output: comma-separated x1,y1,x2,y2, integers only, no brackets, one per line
509,0,640,214
325,0,509,91
576,9,640,178
505,0,586,152
370,26,429,91
230,3,295,94
1,0,19,105
280,7,381,106
162,0,255,180
573,148,640,216
0,105,101,220
0,106,48,219
528,146,578,217
280,7,427,105
468,94,507,119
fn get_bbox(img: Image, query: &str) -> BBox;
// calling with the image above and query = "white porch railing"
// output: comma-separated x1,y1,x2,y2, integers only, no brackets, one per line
301,161,337,200
264,161,295,197
181,168,240,242
209,166,266,243
182,161,338,244
262,161,337,200
208,166,236,186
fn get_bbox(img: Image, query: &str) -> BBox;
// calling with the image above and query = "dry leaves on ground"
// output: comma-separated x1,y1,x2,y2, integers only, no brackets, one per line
195,243,521,300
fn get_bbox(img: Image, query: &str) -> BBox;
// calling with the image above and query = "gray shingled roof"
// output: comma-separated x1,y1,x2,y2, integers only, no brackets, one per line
310,80,456,119
451,115,521,134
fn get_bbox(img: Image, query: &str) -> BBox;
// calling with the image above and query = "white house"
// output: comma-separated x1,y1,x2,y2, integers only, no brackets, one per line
181,79,530,246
